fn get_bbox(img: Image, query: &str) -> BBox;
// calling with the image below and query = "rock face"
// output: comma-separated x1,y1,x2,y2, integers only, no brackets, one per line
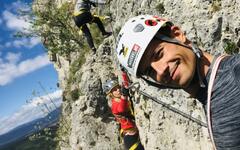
47,0,240,150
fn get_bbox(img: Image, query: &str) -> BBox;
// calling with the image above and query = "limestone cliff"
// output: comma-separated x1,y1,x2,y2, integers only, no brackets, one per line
35,0,240,149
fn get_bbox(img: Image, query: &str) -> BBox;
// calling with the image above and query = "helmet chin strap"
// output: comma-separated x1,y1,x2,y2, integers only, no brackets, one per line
147,33,206,88
191,42,206,88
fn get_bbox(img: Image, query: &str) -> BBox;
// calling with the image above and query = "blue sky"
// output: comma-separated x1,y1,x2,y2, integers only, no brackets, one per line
0,0,62,134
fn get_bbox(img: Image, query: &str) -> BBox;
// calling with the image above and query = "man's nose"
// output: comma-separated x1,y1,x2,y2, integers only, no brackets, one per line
116,88,120,92
151,61,168,80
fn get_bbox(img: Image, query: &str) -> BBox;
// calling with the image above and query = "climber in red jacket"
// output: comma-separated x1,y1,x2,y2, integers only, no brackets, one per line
103,77,144,150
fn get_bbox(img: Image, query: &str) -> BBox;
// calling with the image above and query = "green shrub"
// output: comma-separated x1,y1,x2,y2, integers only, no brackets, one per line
4,126,58,150
211,0,221,13
31,1,84,56
224,40,239,54
70,88,80,101
155,3,165,14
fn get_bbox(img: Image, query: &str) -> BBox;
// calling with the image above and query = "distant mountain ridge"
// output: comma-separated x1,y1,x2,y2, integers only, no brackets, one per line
0,107,61,149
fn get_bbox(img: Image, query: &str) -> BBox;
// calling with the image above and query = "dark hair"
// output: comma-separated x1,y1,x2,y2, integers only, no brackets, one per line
155,22,173,38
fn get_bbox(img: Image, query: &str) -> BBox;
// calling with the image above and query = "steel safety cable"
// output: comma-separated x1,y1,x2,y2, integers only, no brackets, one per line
106,0,117,45
105,0,124,73
128,83,208,128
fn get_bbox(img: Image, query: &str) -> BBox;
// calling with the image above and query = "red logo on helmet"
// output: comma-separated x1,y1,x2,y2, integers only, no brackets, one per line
153,16,166,22
145,19,158,26
132,44,140,52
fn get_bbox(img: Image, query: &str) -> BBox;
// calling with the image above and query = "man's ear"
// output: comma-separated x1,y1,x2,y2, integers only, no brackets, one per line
170,26,188,44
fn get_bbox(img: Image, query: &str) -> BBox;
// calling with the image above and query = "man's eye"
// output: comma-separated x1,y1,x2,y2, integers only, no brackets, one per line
153,50,163,60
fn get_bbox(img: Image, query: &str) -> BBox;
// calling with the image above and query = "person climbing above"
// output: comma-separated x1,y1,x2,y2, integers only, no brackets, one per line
73,0,112,53
116,15,240,150
103,76,144,150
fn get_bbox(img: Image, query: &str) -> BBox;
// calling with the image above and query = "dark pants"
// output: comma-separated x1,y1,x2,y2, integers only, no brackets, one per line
73,11,107,49
123,133,144,150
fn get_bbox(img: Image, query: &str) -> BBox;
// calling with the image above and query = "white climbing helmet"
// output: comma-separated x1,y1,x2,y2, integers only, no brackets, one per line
116,15,172,77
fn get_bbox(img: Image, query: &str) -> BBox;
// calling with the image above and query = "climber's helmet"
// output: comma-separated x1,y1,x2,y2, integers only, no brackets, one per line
116,15,173,77
103,79,119,95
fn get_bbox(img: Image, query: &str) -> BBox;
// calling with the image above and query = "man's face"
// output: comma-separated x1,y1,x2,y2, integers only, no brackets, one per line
138,39,196,88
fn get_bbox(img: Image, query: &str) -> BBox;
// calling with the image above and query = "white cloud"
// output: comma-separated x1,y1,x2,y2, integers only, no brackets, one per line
27,37,41,48
0,53,51,86
6,52,21,63
0,90,62,135
2,0,32,32
2,10,31,32
1,2,41,49
5,37,41,49
11,1,31,12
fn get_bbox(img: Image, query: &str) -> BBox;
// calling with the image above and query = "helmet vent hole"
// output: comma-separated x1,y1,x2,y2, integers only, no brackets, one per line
133,24,145,32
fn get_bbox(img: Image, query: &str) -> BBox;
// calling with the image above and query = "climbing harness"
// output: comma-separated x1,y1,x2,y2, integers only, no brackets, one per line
129,140,141,150
207,55,228,150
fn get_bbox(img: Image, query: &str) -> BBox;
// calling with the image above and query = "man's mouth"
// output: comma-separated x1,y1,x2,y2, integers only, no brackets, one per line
170,59,180,80
161,59,180,84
